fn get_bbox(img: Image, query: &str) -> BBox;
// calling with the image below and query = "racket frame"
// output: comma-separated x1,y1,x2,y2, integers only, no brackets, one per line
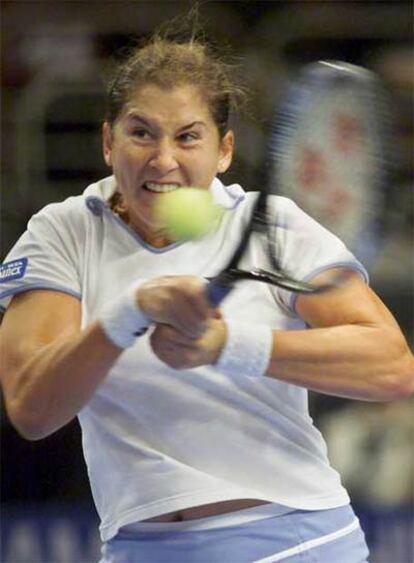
207,60,389,306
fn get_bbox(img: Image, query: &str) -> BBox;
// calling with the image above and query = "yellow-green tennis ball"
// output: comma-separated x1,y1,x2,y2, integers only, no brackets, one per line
154,187,222,240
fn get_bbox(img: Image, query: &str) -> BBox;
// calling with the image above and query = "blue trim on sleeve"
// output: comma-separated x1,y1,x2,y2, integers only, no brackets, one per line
0,283,82,303
288,261,369,313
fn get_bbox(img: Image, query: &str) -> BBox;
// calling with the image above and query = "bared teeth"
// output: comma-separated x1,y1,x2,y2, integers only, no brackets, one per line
145,183,179,193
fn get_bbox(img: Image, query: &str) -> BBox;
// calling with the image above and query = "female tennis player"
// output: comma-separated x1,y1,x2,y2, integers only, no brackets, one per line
1,33,413,563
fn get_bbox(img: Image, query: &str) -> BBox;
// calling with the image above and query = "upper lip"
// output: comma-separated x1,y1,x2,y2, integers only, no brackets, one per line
143,180,182,186
145,179,182,184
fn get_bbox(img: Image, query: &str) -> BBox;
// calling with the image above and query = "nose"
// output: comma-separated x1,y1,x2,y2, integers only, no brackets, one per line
148,138,179,174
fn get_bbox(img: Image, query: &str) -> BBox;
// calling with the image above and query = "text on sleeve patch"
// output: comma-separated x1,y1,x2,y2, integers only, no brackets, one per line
0,258,28,282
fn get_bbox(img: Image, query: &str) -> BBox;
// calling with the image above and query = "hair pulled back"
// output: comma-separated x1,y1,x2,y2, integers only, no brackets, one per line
105,35,245,138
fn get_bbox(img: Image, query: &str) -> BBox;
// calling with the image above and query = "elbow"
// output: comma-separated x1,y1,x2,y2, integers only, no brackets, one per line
2,367,64,441
378,347,414,402
6,399,56,441
387,370,414,401
11,417,53,442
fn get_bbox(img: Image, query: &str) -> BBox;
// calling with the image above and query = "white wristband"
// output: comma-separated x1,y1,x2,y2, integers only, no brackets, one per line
215,321,273,378
99,282,151,349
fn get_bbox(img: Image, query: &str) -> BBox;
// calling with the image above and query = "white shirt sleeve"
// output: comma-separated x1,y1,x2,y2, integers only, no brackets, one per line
0,202,82,311
269,197,369,312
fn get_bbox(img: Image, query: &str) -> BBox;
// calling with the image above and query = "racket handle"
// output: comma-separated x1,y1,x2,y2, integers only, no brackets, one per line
206,282,233,306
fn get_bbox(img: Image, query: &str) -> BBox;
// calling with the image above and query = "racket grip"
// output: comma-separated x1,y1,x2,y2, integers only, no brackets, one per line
206,282,233,306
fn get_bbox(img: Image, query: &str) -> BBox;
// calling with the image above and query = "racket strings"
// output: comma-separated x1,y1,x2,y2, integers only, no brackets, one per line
273,76,388,268
208,61,389,302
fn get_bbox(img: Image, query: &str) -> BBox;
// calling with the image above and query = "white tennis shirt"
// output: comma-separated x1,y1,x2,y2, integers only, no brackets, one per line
0,176,368,541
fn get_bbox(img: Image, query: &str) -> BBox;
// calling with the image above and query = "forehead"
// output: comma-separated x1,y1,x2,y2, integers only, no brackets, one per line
122,83,214,125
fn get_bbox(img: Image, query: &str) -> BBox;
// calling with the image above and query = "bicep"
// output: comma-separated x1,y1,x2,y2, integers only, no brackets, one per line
295,269,401,331
0,289,81,384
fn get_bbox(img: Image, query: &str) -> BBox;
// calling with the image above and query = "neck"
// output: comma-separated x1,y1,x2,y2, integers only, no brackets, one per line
109,193,173,248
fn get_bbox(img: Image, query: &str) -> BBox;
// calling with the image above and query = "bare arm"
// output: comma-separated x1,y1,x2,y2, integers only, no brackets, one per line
0,290,123,440
267,271,414,401
0,277,213,441
150,271,414,401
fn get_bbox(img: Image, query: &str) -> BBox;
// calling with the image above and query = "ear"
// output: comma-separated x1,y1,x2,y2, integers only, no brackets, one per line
217,130,234,174
102,122,113,167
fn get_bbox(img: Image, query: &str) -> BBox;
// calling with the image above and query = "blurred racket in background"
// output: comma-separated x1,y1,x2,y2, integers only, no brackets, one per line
207,60,392,305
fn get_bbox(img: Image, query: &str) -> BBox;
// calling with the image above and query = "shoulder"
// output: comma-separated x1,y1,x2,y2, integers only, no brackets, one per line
219,184,338,243
267,195,313,223
28,176,115,235
35,194,85,222
240,192,309,227
25,196,87,250
237,191,300,214
266,195,342,244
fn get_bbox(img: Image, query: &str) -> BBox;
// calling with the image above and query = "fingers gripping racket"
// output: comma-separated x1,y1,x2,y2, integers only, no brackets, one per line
207,60,390,306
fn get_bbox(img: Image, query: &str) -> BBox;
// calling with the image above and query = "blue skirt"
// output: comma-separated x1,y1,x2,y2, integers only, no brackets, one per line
100,504,369,562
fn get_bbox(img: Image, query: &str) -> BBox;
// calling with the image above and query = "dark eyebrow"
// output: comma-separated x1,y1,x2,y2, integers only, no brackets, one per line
178,121,207,131
126,114,152,127
126,113,206,131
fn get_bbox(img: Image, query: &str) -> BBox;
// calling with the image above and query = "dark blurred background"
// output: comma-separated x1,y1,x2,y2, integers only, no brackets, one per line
1,1,413,562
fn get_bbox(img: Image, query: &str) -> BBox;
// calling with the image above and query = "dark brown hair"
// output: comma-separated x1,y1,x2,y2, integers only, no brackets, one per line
105,36,246,138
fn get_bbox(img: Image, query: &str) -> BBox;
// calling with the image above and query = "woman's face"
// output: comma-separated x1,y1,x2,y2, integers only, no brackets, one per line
103,83,234,246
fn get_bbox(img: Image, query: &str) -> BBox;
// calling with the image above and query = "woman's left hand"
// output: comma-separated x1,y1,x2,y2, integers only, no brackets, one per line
150,318,227,370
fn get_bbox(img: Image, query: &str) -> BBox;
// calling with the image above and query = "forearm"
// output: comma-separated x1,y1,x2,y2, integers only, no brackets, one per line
147,311,413,402
5,322,123,440
2,276,213,440
267,323,414,401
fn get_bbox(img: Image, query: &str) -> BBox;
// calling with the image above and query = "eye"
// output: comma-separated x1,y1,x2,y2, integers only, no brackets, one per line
131,128,152,140
177,131,200,144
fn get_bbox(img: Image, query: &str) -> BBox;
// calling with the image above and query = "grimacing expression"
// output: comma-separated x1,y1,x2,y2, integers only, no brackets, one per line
103,83,234,245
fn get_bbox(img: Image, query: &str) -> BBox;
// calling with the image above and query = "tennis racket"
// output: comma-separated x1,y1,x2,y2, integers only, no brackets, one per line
207,60,391,306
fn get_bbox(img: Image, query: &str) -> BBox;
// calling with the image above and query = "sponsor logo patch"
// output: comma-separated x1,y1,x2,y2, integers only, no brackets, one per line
0,258,28,282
